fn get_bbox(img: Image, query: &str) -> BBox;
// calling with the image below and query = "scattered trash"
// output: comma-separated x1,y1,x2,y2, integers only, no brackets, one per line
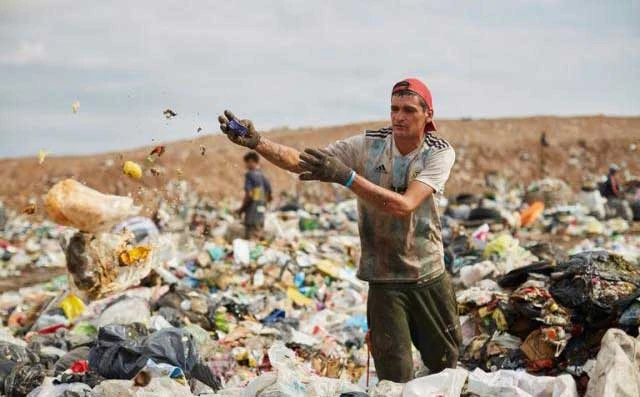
22,204,37,215
37,150,47,165
45,179,140,232
0,169,637,396
150,145,166,158
123,160,143,179
71,100,80,114
163,109,177,119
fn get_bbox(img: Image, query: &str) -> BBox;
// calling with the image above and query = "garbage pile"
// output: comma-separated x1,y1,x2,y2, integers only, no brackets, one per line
0,178,637,397
0,214,67,279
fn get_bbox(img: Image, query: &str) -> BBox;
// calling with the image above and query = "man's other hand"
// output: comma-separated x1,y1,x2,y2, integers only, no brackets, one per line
218,110,261,149
299,148,353,185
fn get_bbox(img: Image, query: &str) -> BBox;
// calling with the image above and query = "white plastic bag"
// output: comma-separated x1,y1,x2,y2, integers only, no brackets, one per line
370,380,404,397
93,378,194,397
97,297,150,327
467,368,578,397
27,382,93,397
403,368,468,397
233,239,251,266
45,179,140,232
585,328,640,397
66,230,159,300
459,260,496,287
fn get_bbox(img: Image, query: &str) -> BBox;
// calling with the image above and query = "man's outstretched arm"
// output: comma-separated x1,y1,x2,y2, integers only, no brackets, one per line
218,109,303,174
299,148,435,218
255,139,304,174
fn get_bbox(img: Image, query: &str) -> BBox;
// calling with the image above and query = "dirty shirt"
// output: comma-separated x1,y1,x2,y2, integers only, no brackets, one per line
325,127,455,283
243,170,271,227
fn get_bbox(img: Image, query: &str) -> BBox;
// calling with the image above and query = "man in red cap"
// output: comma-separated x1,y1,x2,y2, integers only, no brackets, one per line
218,77,461,382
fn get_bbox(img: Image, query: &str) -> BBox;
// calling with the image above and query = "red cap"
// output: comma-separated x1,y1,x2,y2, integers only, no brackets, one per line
392,78,437,132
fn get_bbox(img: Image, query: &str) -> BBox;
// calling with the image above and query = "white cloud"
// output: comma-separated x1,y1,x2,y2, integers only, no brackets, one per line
0,41,45,65
0,0,638,157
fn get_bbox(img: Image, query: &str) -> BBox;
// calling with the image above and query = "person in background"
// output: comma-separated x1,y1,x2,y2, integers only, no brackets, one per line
238,151,272,239
602,164,621,199
601,163,634,221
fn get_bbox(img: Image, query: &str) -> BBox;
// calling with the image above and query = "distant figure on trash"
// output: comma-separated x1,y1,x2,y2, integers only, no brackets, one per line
237,151,272,239
218,77,462,383
600,163,634,221
602,163,621,199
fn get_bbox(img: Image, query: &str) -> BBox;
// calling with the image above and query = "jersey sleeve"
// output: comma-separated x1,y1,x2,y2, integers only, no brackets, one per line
323,134,365,173
414,147,456,194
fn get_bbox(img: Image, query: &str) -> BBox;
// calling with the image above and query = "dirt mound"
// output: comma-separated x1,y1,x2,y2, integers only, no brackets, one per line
1,116,638,216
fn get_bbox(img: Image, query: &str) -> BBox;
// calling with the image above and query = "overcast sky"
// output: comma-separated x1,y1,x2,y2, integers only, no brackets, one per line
1,0,638,158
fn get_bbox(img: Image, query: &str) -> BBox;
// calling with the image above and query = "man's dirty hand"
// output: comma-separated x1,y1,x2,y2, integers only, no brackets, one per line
299,148,353,185
218,110,261,149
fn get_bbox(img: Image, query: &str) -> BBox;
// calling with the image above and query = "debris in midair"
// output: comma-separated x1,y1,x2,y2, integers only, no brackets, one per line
197,127,202,133
149,145,166,157
150,168,161,176
200,145,206,156
72,100,80,114
37,150,47,165
176,168,183,177
22,203,37,215
163,109,177,119
123,160,143,179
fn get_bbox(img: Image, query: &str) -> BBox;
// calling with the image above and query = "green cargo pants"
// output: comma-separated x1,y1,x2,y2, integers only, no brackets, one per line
367,272,462,383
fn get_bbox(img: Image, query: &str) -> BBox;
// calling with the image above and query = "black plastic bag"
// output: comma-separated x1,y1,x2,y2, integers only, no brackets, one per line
89,324,196,379
498,260,555,288
619,300,640,328
549,251,640,328
89,323,221,391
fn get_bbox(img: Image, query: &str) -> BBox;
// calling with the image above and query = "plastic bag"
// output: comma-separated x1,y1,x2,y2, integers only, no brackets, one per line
619,299,640,328
26,382,93,397
403,367,468,397
88,325,196,380
65,231,158,300
233,239,251,266
93,378,193,397
467,368,578,397
549,251,640,327
460,260,496,287
585,329,640,397
45,179,140,233
97,297,150,327
369,380,404,397
59,294,86,321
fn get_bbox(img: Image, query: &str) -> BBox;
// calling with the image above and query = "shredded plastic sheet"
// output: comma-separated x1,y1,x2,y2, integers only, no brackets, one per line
585,329,640,397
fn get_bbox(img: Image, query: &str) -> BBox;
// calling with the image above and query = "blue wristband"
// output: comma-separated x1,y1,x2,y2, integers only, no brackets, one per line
344,170,357,188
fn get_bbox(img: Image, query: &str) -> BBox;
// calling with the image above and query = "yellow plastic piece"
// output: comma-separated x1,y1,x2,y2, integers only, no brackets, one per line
287,287,314,306
59,294,85,320
123,160,143,179
119,246,151,265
